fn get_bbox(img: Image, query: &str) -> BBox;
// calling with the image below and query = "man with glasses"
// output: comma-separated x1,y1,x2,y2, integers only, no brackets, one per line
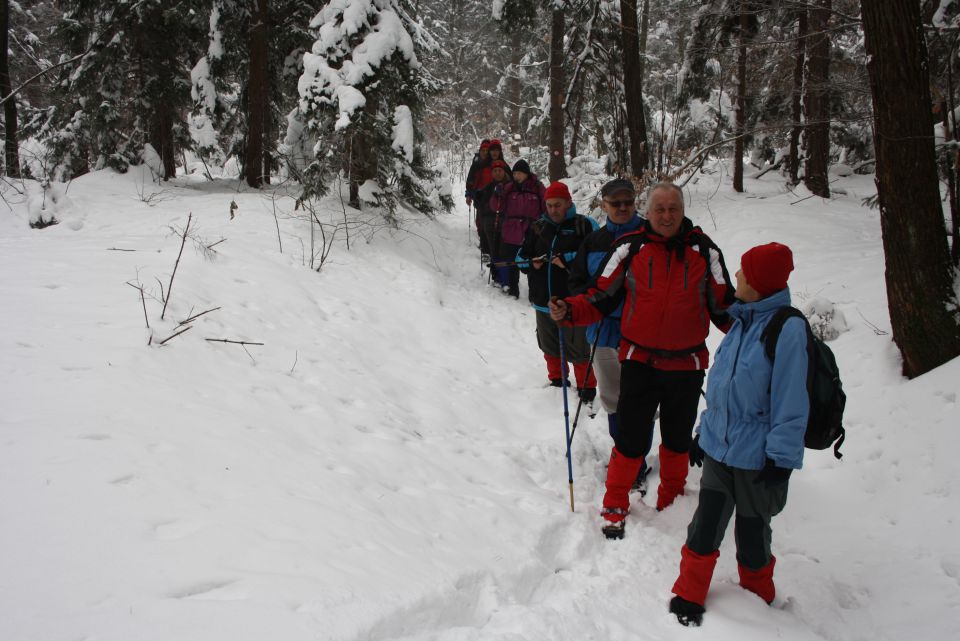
550,182,734,539
568,179,648,472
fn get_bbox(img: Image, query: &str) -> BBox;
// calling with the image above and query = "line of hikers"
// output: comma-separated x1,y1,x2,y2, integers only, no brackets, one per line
466,141,812,628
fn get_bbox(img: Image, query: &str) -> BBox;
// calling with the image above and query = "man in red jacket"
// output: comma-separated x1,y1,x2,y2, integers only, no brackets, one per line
549,182,733,538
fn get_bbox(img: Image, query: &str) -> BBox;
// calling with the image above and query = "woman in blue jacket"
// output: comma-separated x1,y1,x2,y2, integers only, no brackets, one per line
670,242,807,627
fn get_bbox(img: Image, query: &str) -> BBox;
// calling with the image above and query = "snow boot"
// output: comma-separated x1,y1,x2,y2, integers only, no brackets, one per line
572,361,597,390
549,378,570,388
669,595,706,627
544,354,563,381
738,556,777,604
601,447,644,538
656,444,689,511
671,544,719,621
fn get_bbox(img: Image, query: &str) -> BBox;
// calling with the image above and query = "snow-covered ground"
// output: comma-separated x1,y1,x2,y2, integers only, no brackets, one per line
1,164,958,641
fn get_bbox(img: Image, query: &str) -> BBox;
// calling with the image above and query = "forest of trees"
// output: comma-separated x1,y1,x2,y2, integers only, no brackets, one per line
1,0,959,376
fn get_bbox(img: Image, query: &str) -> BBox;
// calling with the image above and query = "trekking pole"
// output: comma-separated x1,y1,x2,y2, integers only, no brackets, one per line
568,332,601,445
558,325,575,512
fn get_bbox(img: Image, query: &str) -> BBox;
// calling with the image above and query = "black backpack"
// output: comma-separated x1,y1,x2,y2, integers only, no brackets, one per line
760,306,847,459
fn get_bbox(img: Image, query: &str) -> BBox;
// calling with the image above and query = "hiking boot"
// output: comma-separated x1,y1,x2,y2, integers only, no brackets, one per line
578,387,597,403
508,286,520,299
549,378,570,388
669,596,705,627
600,507,628,539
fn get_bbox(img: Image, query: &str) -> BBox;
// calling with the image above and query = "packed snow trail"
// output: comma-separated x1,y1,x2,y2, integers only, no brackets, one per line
1,167,958,641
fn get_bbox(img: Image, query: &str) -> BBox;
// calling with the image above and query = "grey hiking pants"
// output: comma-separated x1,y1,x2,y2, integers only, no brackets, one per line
686,455,789,570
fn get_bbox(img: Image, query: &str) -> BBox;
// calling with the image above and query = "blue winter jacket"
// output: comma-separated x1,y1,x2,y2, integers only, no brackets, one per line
567,214,644,348
696,288,809,470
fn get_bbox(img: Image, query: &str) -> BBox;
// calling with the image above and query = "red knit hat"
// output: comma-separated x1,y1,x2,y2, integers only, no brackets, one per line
488,139,502,150
544,181,572,201
741,242,794,297
491,159,510,171
479,140,491,151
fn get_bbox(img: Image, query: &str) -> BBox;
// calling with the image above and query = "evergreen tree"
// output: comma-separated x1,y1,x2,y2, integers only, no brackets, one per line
190,1,320,186
291,0,452,217
38,1,206,180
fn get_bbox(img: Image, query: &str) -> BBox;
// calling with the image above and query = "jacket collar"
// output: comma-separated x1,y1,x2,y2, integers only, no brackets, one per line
541,204,578,227
728,288,793,323
606,214,643,236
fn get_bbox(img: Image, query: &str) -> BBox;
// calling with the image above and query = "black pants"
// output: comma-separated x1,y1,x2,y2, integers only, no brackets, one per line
685,456,788,569
479,215,498,258
615,361,704,458
499,242,521,293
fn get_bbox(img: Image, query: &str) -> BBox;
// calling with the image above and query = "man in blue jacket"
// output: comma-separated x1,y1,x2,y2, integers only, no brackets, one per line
567,179,645,443
670,242,807,627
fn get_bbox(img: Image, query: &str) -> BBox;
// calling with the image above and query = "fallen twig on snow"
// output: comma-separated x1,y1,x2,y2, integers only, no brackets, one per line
179,306,221,326
204,338,265,346
158,325,192,345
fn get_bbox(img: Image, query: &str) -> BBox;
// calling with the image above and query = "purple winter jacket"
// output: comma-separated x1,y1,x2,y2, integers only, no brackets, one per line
491,175,546,245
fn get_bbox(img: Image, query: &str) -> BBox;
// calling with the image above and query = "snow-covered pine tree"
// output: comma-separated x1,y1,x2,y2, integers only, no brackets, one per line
292,0,451,217
190,1,320,186
41,1,205,180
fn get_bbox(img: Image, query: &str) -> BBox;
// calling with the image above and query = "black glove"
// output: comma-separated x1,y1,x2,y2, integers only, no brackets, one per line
753,458,792,488
689,435,704,467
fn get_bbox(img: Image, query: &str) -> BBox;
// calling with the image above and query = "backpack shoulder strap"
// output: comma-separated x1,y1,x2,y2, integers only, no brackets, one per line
760,306,807,361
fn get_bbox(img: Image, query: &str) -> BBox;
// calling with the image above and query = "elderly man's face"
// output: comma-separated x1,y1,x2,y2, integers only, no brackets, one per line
545,197,569,223
647,187,684,238
602,189,635,224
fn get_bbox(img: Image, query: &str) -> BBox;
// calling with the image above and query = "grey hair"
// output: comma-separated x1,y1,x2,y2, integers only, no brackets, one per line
645,182,685,213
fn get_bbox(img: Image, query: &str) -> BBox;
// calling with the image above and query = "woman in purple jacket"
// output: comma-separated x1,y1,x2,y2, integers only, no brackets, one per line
491,159,545,298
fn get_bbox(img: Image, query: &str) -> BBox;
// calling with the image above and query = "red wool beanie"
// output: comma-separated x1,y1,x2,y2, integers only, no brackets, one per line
741,242,794,297
491,159,510,171
544,181,572,201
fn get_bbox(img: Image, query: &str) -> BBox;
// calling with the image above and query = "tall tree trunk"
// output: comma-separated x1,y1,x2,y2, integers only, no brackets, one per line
733,2,747,192
149,103,176,180
803,0,830,198
620,0,649,177
244,0,268,188
861,0,960,378
0,0,19,178
262,80,272,186
569,73,585,159
509,30,522,134
548,8,566,181
788,8,807,185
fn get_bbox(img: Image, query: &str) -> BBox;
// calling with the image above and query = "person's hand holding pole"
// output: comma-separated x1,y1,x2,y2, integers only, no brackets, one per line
549,296,569,322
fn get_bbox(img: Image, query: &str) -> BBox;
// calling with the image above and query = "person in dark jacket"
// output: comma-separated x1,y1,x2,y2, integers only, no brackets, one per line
568,179,645,436
490,159,545,298
669,242,806,627
517,181,599,395
476,159,512,280
464,140,490,207
549,182,734,537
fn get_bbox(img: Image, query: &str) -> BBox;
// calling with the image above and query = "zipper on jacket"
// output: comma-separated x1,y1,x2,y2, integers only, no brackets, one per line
648,256,653,288
683,259,689,289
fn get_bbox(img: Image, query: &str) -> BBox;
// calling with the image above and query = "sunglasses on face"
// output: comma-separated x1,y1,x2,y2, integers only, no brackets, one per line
604,199,634,208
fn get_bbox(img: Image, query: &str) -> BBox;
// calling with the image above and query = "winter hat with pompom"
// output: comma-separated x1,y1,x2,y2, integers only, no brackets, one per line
544,181,572,201
741,242,794,298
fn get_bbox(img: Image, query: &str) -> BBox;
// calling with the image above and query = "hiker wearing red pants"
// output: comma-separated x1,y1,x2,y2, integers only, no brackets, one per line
549,182,733,538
